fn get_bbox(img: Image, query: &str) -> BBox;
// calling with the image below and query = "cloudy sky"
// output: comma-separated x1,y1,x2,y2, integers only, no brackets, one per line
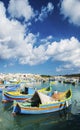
0,0,80,75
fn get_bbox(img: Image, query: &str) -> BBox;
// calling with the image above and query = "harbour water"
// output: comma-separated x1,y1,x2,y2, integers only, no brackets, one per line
0,82,80,130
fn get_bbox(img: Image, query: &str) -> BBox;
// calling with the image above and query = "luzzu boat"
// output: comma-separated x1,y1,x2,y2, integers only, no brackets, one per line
12,89,72,115
2,87,35,103
38,86,52,95
0,84,20,93
2,86,52,103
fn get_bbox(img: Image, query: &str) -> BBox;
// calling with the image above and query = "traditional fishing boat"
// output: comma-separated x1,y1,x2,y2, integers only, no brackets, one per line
2,86,52,103
0,84,20,93
12,89,72,115
38,86,52,95
2,87,34,103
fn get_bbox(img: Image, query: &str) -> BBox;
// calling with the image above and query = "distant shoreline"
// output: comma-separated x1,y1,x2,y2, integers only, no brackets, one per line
41,73,80,77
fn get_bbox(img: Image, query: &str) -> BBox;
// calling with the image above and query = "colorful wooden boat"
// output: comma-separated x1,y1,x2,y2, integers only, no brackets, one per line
2,87,34,103
38,86,52,95
0,84,20,93
4,80,20,85
2,86,52,103
12,89,72,115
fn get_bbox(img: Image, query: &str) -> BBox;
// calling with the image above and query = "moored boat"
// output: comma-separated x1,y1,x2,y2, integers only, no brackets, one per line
12,89,72,115
0,84,20,93
2,86,52,103
2,87,35,103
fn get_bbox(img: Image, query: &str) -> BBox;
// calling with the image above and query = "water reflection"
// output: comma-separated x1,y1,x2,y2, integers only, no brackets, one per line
0,82,80,130
12,108,72,130
71,86,80,115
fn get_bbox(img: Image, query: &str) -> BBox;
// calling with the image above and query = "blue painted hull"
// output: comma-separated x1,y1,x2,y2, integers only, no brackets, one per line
12,89,72,115
2,92,32,102
2,87,35,102
0,84,20,93
13,100,71,115
2,87,51,103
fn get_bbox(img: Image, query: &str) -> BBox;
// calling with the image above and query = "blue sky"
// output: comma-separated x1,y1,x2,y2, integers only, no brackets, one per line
0,0,80,75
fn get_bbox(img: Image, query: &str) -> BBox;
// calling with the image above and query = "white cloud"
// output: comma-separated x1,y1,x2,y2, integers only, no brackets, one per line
60,0,80,26
0,1,6,18
0,0,80,74
8,0,34,21
55,37,80,66
8,0,54,23
47,2,54,11
0,1,26,59
19,44,49,65
0,37,11,42
56,64,74,72
0,5,25,44
35,2,54,22
56,63,80,73
11,36,80,68
25,33,38,45
46,37,80,68
40,35,53,45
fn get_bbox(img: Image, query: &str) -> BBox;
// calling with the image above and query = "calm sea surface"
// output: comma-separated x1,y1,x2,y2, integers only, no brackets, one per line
0,82,80,130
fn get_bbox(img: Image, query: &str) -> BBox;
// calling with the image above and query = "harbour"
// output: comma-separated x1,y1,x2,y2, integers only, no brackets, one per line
0,81,80,130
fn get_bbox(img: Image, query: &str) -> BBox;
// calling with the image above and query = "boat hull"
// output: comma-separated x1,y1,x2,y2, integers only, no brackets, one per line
12,89,72,115
2,87,51,103
13,100,71,115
